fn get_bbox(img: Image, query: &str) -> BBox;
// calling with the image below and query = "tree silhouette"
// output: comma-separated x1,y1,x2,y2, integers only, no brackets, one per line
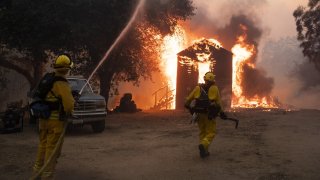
293,0,320,71
0,0,194,106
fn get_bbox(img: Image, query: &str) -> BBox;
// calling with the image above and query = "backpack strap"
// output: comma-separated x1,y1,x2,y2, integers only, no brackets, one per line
200,85,208,96
47,76,69,112
49,76,68,99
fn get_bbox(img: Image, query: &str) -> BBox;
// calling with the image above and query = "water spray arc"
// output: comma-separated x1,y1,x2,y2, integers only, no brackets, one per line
80,0,145,94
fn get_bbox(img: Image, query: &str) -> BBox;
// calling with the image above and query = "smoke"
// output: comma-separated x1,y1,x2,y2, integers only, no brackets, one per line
288,61,320,109
217,15,276,99
189,0,320,109
260,37,320,109
293,61,320,91
216,14,262,51
188,0,266,41
291,62,320,109
189,0,274,100
241,64,274,98
112,0,319,109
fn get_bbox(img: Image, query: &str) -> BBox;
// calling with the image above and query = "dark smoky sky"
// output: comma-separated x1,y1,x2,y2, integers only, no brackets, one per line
216,14,262,53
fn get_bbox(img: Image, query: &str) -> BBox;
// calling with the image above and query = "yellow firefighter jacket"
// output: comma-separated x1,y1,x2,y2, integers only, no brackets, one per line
45,73,75,120
185,84,222,111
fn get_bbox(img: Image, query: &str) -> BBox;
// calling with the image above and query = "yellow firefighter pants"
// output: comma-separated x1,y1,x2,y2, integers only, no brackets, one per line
33,119,64,178
197,113,216,151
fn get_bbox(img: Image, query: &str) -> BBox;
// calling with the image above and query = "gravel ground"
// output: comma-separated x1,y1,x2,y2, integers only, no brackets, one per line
1,109,320,180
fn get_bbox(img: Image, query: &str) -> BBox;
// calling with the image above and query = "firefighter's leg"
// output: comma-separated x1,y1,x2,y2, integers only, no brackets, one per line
33,120,48,173
203,118,216,151
197,113,211,158
197,113,207,141
198,114,217,151
41,119,64,179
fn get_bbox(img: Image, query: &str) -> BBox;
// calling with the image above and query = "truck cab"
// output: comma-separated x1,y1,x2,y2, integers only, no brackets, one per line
67,76,107,133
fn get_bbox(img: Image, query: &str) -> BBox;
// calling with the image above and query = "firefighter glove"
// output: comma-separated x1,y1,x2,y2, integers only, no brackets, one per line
184,103,190,109
220,111,228,120
184,103,194,115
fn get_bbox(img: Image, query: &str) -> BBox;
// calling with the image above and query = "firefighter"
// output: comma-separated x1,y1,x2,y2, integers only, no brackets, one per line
184,72,226,158
33,55,75,179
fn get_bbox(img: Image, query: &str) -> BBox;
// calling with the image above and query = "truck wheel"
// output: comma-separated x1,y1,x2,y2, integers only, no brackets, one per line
91,120,105,133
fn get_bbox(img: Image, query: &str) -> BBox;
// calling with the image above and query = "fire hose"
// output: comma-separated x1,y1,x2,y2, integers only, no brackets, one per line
187,106,239,129
191,113,239,129
222,117,239,129
29,121,69,180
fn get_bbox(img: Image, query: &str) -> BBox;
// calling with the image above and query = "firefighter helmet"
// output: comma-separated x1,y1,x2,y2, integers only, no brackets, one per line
53,55,73,69
204,72,215,82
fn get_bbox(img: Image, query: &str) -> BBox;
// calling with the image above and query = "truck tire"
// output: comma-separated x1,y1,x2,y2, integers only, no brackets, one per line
91,120,105,133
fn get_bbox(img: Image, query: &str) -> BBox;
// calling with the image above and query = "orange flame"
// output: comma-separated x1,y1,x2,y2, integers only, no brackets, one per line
160,26,186,109
159,24,279,109
193,38,221,83
231,25,278,108
231,36,254,99
197,61,212,83
178,38,221,83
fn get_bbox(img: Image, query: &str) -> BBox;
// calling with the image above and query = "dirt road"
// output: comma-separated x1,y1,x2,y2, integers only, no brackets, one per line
1,109,320,180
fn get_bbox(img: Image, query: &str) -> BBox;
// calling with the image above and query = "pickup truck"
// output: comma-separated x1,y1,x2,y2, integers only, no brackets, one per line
67,76,107,133
28,76,107,133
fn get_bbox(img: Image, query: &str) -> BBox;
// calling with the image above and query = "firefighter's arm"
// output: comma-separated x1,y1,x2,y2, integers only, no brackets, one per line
208,85,221,105
185,86,200,107
54,81,75,114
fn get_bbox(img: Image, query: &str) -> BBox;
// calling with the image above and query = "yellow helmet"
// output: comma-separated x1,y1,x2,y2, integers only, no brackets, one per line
203,72,215,82
53,55,73,69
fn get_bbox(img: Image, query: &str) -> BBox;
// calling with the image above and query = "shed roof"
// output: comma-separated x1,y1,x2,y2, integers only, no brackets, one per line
177,39,232,62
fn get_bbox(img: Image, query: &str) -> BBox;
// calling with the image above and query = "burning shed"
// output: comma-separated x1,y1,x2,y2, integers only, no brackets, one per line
175,39,233,109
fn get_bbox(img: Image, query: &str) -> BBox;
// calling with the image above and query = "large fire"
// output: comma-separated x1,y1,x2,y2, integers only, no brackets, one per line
194,38,221,83
160,26,186,109
231,25,278,108
159,24,278,109
198,61,211,83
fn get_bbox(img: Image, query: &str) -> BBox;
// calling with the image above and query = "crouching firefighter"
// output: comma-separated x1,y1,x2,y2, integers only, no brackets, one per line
32,55,75,179
184,72,227,158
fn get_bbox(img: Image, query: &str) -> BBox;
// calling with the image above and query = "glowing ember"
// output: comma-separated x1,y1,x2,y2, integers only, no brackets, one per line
160,26,186,109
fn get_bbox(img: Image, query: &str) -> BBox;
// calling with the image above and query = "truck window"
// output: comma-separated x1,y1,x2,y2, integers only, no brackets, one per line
68,79,93,94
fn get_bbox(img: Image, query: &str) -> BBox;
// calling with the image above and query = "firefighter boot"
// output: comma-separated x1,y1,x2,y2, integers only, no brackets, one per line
198,144,209,158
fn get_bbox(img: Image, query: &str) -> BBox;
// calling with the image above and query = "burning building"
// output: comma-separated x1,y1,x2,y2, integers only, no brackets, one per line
175,38,233,109
153,21,278,110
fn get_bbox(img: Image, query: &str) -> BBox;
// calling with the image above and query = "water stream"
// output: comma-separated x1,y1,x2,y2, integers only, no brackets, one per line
80,0,145,94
